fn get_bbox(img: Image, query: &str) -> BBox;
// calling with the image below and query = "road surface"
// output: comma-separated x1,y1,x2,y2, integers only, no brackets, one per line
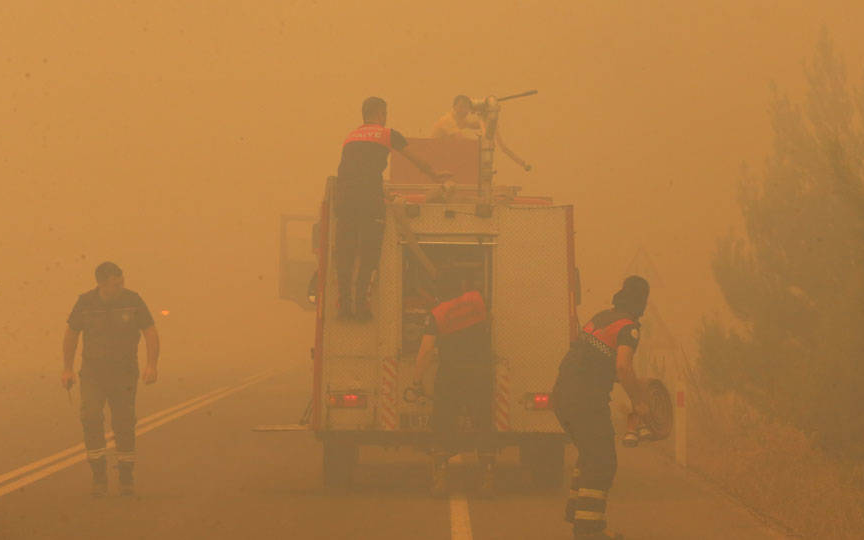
0,362,789,540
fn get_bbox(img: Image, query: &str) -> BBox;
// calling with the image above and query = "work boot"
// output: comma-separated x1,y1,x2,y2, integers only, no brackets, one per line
430,457,449,497
477,459,495,499
354,300,373,322
118,462,135,496
337,303,353,321
89,458,108,498
336,294,353,320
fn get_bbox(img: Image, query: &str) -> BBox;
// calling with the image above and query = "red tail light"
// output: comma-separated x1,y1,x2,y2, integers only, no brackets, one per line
328,393,368,409
526,393,552,410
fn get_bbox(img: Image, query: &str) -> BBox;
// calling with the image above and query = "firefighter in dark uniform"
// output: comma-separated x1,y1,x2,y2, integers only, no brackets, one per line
553,275,651,540
334,96,451,321
61,262,160,497
411,269,495,497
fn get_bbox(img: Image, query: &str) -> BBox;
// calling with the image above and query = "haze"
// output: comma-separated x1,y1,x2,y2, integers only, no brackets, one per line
2,1,863,539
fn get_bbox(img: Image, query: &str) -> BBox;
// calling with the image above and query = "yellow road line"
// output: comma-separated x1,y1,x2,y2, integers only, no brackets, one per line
0,370,276,497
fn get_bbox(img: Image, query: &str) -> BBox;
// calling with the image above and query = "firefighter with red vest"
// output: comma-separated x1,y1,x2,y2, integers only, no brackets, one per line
553,275,651,540
411,268,495,497
334,96,451,321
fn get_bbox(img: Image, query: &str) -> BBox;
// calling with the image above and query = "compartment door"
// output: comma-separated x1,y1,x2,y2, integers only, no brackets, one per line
493,206,573,432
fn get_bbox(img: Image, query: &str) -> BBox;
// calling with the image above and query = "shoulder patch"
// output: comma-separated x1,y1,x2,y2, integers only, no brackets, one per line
630,328,640,341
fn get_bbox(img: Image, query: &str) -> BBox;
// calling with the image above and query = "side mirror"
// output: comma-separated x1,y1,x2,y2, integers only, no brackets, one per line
279,215,319,310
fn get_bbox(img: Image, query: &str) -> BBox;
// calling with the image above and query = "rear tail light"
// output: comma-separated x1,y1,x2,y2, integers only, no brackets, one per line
526,393,553,410
328,393,368,409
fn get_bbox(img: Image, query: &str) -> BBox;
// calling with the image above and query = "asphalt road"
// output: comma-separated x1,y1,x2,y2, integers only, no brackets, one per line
0,361,789,540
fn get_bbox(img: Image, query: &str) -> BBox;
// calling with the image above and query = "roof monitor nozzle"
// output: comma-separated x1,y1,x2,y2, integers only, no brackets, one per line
470,90,538,203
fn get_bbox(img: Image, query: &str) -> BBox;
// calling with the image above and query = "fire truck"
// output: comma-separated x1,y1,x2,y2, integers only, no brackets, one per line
276,94,587,488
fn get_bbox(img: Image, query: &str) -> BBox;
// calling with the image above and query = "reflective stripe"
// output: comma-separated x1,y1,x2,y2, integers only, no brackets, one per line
574,510,605,521
569,489,579,498
578,488,607,500
86,448,107,460
343,124,392,148
431,291,487,336
115,451,137,463
572,468,581,477
582,331,615,358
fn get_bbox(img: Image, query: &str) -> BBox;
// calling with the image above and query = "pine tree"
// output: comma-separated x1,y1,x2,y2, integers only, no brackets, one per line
700,30,864,455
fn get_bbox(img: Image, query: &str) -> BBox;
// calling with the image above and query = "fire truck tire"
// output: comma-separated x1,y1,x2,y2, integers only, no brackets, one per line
322,438,358,488
520,439,565,489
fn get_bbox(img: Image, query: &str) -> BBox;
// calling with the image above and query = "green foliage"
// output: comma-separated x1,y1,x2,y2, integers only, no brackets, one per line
700,30,864,456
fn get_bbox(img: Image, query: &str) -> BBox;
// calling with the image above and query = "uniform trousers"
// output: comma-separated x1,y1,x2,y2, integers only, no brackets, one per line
335,215,384,307
431,364,494,457
553,379,617,534
80,368,138,465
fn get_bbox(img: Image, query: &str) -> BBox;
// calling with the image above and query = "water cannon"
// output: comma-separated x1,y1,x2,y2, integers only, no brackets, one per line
469,89,537,114
469,90,537,140
469,90,538,205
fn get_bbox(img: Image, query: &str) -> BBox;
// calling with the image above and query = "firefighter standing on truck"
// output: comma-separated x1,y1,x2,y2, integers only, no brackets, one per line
431,94,533,172
334,96,451,321
411,268,496,497
552,275,651,540
61,262,160,497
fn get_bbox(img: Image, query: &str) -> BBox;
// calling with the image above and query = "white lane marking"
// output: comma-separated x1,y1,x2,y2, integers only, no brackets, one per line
0,370,276,498
450,495,474,540
449,454,474,540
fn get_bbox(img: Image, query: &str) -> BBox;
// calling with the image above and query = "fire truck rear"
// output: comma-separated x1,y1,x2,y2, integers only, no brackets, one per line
279,96,581,488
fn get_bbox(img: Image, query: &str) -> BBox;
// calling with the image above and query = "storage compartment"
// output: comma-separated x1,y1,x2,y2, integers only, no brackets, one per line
401,244,493,354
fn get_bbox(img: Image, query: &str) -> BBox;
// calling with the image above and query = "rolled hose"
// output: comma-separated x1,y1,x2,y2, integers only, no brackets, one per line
643,378,673,441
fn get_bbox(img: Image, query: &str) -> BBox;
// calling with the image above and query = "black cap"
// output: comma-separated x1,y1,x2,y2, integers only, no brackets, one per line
612,275,650,317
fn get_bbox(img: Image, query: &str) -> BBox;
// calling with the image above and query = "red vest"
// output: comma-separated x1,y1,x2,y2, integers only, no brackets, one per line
431,291,487,336
583,317,634,350
343,124,392,148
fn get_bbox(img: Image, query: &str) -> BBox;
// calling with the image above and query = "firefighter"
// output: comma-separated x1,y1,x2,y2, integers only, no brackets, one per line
431,94,483,139
335,96,451,321
61,262,159,497
552,275,651,540
410,268,495,497
432,94,532,172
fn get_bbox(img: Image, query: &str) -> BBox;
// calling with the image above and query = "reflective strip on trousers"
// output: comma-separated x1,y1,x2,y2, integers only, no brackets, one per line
115,450,137,463
87,447,107,461
565,468,582,523
578,488,607,500
574,510,605,521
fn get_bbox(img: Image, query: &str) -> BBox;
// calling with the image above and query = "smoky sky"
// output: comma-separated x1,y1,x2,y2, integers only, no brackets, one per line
2,0,864,376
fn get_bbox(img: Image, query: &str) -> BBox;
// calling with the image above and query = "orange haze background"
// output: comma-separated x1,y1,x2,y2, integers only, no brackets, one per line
2,1,864,379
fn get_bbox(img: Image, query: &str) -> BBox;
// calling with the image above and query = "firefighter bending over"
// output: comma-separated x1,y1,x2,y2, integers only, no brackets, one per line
61,262,160,497
335,96,451,321
432,94,532,172
552,276,651,540
411,268,495,497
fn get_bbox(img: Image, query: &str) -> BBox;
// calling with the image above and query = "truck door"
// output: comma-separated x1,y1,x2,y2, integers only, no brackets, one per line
279,213,319,310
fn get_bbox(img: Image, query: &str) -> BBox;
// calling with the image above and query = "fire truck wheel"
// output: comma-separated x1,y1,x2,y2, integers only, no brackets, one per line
520,440,565,489
322,438,358,488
